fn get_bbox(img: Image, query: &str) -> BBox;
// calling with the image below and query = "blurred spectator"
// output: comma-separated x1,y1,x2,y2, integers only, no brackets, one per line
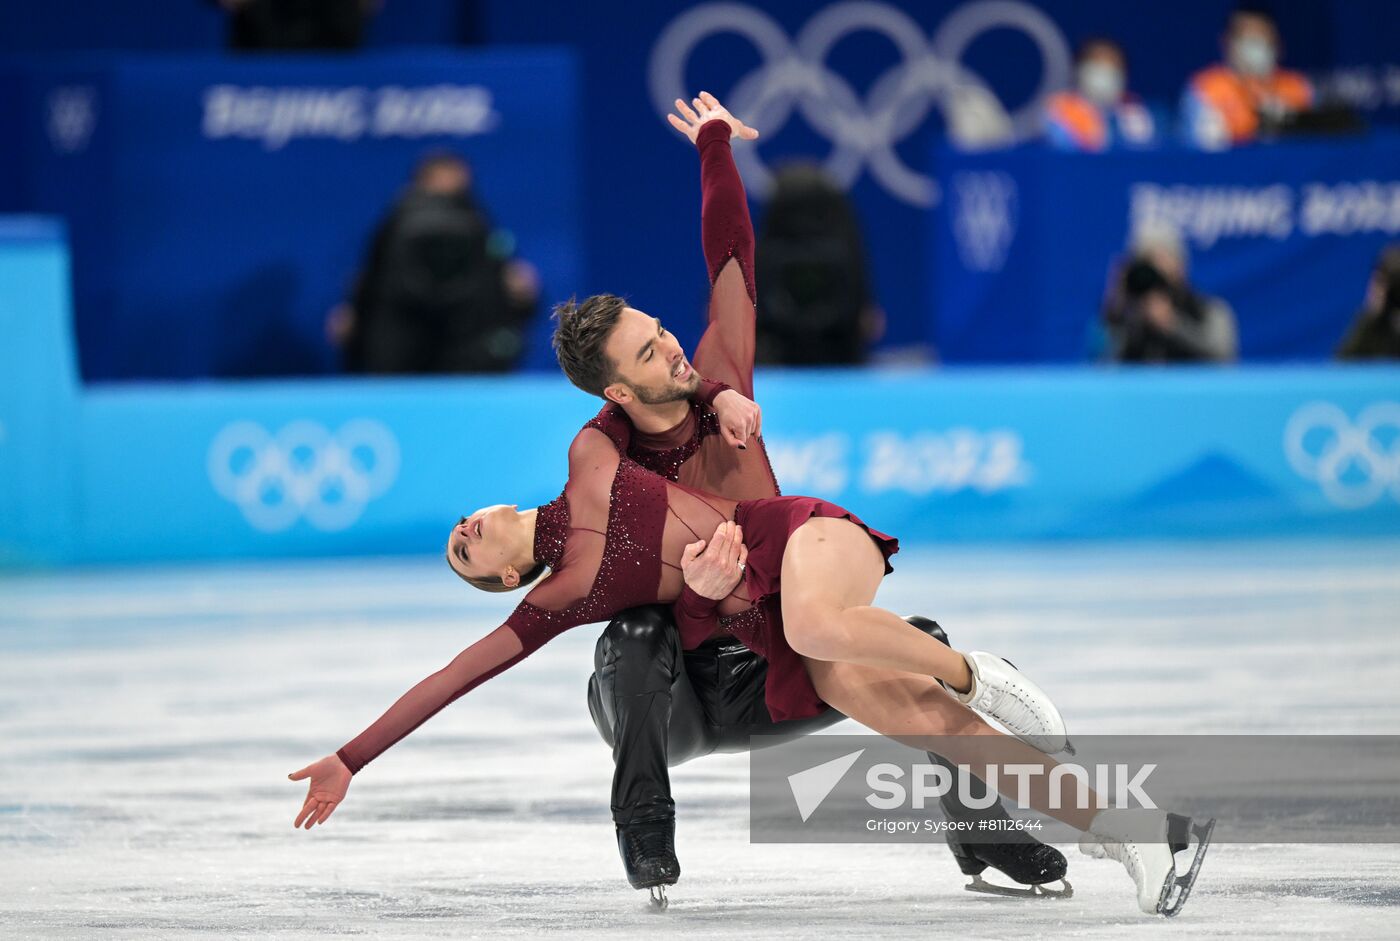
1182,6,1314,149
1102,222,1238,363
1336,245,1400,360
755,163,883,365
331,152,540,374
215,0,379,51
1043,38,1158,152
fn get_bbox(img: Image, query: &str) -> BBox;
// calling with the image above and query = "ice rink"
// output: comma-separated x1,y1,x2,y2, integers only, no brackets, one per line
3,539,1399,938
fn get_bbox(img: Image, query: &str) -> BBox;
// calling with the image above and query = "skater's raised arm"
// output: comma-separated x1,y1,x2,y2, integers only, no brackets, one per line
668,92,760,402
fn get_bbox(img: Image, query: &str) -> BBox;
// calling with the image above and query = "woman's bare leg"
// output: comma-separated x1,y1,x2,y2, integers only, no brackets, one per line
780,518,973,691
804,658,1097,831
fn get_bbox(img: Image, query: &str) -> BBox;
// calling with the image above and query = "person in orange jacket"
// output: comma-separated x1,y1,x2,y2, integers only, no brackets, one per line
1043,38,1158,152
1182,6,1314,149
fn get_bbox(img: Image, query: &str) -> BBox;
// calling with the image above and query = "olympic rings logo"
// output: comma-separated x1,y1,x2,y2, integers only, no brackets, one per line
207,419,400,532
648,0,1071,207
1284,402,1400,509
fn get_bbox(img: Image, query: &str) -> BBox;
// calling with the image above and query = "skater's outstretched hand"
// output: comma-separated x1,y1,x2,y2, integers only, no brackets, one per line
681,520,748,600
667,90,760,145
712,388,762,450
288,754,352,829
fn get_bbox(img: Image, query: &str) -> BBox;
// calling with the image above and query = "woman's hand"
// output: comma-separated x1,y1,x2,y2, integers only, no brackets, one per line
681,520,749,600
667,90,760,145
712,388,762,450
288,754,352,829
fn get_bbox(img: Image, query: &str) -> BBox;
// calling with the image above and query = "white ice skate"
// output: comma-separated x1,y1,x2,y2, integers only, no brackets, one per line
1079,808,1215,917
949,651,1073,754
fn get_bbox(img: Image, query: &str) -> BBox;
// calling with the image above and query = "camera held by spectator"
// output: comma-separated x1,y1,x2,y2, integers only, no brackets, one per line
1336,244,1400,360
331,152,540,375
1102,222,1238,364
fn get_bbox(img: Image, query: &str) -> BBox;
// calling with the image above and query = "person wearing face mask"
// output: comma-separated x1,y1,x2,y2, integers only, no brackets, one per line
1183,6,1314,149
1043,38,1158,152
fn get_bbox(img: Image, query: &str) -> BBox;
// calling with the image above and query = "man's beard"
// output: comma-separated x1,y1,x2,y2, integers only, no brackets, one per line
627,371,702,405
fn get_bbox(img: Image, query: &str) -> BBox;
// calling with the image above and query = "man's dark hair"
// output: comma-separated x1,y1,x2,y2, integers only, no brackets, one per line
551,293,628,397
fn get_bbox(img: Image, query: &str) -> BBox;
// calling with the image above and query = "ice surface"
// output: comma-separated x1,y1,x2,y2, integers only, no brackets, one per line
3,540,1399,938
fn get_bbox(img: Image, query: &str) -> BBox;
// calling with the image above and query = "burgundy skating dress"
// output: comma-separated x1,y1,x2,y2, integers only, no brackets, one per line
335,418,897,773
335,122,898,776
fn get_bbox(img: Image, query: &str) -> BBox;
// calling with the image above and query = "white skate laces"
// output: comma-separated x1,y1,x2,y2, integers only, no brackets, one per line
1080,808,1216,917
951,651,1072,755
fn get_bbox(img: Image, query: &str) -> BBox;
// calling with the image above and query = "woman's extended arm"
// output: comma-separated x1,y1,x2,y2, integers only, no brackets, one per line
334,624,528,774
287,624,529,829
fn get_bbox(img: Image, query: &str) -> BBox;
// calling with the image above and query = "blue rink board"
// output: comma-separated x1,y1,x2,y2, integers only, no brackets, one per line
2,219,1398,566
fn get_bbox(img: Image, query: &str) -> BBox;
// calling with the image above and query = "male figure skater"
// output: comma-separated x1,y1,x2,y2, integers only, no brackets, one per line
551,92,1069,904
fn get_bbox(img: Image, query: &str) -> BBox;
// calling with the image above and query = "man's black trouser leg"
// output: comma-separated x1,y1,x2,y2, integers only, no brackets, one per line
586,606,700,825
588,608,1067,886
586,606,846,825
587,609,956,821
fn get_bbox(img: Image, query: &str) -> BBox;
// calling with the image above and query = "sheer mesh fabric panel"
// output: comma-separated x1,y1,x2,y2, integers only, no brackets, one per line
513,428,616,617
335,624,527,773
694,260,755,398
655,479,750,613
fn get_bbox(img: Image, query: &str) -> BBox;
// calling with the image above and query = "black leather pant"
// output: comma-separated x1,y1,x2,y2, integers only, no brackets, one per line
586,605,1003,828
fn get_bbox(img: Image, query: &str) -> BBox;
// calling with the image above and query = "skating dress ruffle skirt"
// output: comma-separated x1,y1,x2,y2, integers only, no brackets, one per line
721,496,900,722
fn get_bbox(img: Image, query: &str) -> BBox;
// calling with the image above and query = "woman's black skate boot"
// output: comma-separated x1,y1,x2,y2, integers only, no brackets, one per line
617,817,680,908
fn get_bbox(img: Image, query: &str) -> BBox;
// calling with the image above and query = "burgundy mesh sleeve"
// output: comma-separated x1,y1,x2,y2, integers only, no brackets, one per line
501,426,620,648
692,119,757,400
336,428,626,775
674,584,723,649
695,376,732,406
697,120,756,290
336,625,529,774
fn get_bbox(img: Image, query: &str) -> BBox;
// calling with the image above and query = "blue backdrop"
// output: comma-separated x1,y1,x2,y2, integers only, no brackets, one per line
932,134,1400,363
4,222,1398,567
2,2,1395,379
0,0,474,54
0,50,580,380
482,0,1398,363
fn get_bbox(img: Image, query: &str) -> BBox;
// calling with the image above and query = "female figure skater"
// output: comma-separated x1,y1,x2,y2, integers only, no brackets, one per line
291,398,1209,915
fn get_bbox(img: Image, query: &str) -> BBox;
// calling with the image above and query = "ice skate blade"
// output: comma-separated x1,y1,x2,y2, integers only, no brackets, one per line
965,874,1073,900
1156,817,1215,917
648,885,670,911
